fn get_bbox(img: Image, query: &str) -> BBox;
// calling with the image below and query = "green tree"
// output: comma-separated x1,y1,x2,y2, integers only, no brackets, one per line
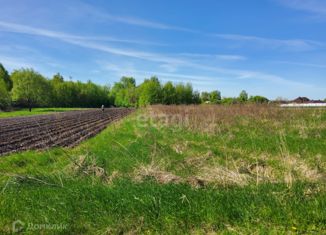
238,90,248,103
162,81,176,105
120,76,136,88
192,91,201,104
209,90,221,104
50,73,65,106
77,80,106,107
11,69,51,111
138,76,162,106
55,81,80,107
175,84,184,104
0,63,12,91
0,79,11,110
111,77,137,107
175,83,193,104
201,92,210,103
184,83,194,104
52,73,64,83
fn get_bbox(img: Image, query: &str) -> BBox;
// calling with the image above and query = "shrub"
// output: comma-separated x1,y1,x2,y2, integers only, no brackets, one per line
249,95,269,104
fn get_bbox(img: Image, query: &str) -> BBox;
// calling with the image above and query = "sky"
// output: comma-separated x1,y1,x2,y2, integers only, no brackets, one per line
0,0,325,99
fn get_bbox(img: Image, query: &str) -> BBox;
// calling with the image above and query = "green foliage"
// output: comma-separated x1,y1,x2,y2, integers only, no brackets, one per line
78,81,110,107
110,77,202,107
200,90,221,104
52,73,64,83
238,90,248,102
50,74,111,108
111,77,137,107
162,81,176,105
221,97,237,105
2,63,275,109
0,79,11,110
249,95,269,104
209,90,221,104
175,83,193,104
11,69,51,111
138,76,162,106
192,91,201,104
201,91,210,103
0,63,12,91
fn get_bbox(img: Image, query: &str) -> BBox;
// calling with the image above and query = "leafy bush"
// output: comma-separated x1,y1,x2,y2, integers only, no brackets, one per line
221,97,237,105
249,95,269,104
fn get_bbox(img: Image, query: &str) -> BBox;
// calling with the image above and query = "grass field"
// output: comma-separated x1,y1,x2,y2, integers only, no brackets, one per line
0,108,86,118
0,105,325,234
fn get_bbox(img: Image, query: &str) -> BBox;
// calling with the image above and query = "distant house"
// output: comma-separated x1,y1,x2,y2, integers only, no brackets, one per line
293,97,310,103
280,97,326,107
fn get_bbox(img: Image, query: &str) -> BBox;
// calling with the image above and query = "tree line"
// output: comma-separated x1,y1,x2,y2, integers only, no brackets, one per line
0,63,271,111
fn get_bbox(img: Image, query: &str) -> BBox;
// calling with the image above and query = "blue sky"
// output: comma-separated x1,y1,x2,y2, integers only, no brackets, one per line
0,0,325,99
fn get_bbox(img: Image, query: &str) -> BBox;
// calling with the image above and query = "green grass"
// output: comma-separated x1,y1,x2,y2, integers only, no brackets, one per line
1,180,324,234
0,108,86,118
0,106,325,234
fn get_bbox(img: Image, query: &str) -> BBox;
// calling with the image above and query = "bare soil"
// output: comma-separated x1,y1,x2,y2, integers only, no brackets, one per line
0,108,134,156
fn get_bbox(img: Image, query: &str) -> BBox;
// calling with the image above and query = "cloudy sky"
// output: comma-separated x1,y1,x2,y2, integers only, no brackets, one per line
0,0,325,99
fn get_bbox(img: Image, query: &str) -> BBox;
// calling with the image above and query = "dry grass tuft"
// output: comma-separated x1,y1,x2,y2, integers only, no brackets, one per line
283,155,325,183
196,166,250,186
134,162,182,184
183,151,214,166
279,133,325,185
173,142,189,154
106,170,121,184
71,155,107,178
70,156,122,184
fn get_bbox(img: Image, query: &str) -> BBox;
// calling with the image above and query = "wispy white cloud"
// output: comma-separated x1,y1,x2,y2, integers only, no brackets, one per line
0,21,183,65
99,63,225,85
98,60,314,90
184,62,314,88
73,2,198,33
0,21,165,46
102,14,196,33
0,20,315,89
274,60,326,69
276,0,326,14
177,53,247,61
215,34,322,51
74,3,323,51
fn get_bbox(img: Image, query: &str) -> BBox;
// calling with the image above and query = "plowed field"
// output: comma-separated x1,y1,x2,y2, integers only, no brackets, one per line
0,108,134,156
